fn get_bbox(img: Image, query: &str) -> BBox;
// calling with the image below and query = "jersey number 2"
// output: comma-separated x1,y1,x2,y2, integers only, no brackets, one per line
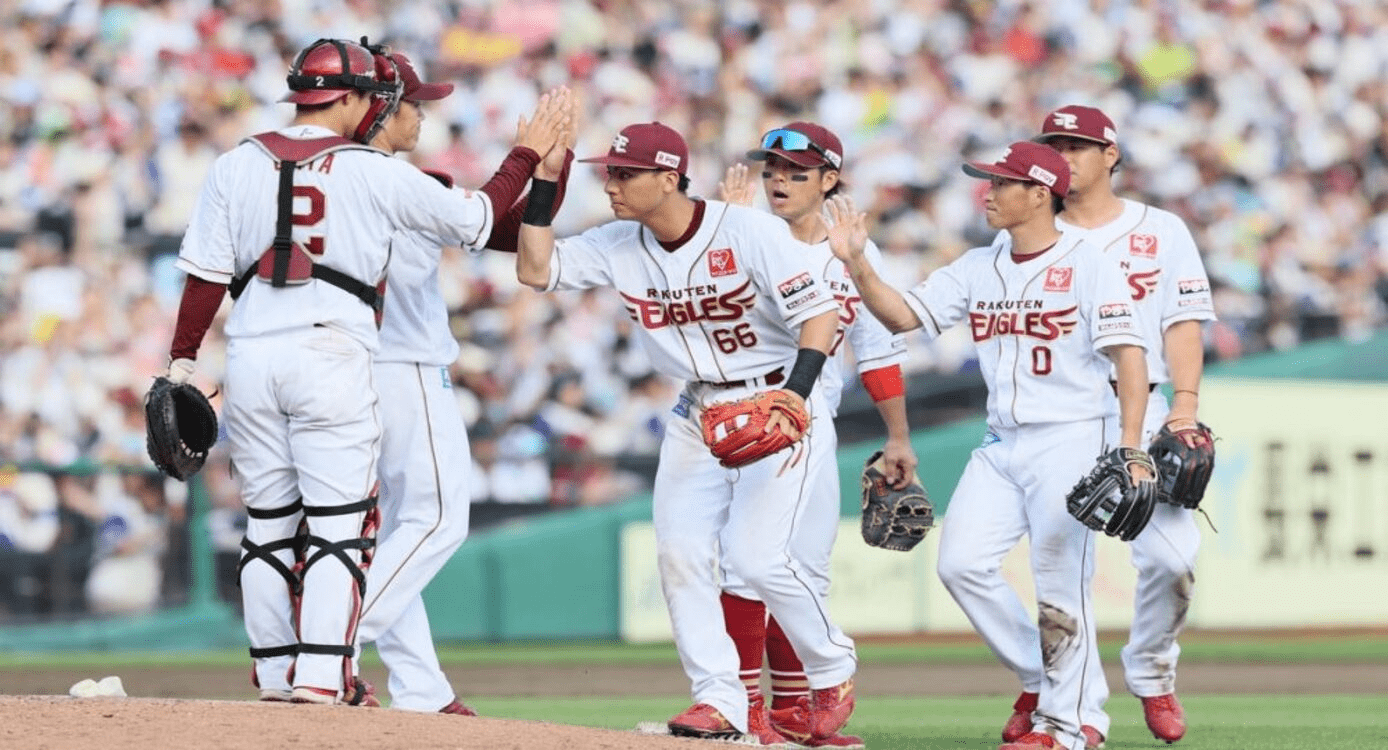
293,186,327,255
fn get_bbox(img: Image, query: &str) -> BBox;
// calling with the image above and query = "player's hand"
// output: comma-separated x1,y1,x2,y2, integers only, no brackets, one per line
719,163,756,207
536,89,577,181
765,390,807,441
166,358,195,385
1124,449,1155,483
824,194,868,264
880,436,918,489
515,87,569,158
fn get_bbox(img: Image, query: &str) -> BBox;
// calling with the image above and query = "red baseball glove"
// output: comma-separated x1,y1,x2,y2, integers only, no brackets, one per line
700,390,810,469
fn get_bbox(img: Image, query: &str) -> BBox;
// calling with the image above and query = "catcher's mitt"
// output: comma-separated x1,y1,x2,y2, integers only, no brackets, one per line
860,451,934,551
145,376,218,481
700,390,810,469
1147,421,1215,509
1066,447,1159,542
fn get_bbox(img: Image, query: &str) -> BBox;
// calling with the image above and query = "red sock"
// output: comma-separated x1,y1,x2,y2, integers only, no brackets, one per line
766,615,808,709
720,591,767,699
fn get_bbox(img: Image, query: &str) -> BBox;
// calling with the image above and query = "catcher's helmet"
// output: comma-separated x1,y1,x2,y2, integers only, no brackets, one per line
282,38,396,106
352,38,404,143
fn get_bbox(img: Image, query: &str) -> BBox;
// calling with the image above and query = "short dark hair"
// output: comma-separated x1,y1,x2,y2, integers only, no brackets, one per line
1051,194,1065,214
677,174,690,193
822,167,842,199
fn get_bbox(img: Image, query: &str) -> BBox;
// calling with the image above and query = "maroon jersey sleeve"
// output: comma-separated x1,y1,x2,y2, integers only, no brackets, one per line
486,149,574,252
170,275,228,361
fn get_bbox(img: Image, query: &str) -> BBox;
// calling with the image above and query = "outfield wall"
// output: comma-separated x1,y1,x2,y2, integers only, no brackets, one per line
3,332,1386,650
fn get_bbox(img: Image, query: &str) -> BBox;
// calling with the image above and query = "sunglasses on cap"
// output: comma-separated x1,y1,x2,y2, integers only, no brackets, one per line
759,128,842,169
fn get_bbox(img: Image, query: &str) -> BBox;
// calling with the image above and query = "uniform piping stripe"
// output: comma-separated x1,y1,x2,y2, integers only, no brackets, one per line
1095,203,1148,256
359,364,448,619
905,288,943,337
683,206,734,383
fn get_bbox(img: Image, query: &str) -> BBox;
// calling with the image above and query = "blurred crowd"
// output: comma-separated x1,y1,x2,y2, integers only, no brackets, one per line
2,0,1387,618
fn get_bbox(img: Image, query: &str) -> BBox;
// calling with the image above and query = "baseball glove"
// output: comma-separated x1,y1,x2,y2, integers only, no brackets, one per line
700,390,810,469
145,376,218,481
860,451,934,551
1066,447,1159,542
1147,421,1216,509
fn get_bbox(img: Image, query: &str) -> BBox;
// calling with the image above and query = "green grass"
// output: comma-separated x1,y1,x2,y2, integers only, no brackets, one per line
471,694,1388,750
3,633,1384,669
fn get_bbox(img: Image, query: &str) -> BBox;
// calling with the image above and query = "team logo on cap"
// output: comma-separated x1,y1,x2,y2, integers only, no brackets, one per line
1043,266,1073,292
1052,112,1080,130
708,248,737,277
612,134,630,153
1129,234,1158,258
1027,165,1057,187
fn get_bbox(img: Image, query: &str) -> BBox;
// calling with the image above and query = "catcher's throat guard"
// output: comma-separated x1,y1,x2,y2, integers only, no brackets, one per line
859,451,933,551
1066,446,1159,542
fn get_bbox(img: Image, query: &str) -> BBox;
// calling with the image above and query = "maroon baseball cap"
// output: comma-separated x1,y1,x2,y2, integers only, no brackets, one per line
390,52,453,102
1034,105,1118,147
962,141,1071,197
579,122,688,174
746,121,844,169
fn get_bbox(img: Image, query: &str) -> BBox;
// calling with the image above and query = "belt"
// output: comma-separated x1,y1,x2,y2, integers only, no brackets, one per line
1110,381,1157,395
699,367,785,390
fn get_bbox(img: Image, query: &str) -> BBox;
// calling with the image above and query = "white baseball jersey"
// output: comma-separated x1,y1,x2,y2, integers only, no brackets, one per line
903,229,1144,429
377,227,458,366
815,238,907,414
546,200,839,380
1058,198,1216,384
176,124,494,352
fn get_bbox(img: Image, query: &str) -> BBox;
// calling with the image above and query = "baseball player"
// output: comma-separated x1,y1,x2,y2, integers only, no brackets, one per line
825,142,1152,750
352,50,576,715
716,122,913,748
515,122,858,743
164,38,565,705
1027,104,1217,746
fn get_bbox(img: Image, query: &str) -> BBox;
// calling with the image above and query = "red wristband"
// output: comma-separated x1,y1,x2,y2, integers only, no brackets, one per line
861,364,904,402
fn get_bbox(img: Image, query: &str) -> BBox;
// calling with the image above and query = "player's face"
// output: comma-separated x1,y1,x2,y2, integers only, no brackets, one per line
383,100,423,153
604,166,674,220
1046,137,1114,194
983,177,1046,229
760,154,834,221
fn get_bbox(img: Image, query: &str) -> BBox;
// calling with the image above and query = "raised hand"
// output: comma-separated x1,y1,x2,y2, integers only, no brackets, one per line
515,87,569,157
718,163,756,207
537,88,577,180
824,194,868,264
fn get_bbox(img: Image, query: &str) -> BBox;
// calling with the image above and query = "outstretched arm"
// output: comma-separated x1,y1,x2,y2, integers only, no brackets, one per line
825,195,922,333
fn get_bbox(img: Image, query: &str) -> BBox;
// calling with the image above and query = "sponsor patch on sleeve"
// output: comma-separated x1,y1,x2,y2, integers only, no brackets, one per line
1177,277,1210,295
1098,302,1132,319
778,272,815,299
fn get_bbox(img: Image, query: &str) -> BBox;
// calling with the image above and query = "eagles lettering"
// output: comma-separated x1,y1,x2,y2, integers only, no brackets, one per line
621,280,757,329
969,305,1079,342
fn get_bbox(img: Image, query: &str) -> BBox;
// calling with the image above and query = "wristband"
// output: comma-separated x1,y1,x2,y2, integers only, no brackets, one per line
783,348,828,400
861,364,905,402
522,179,558,227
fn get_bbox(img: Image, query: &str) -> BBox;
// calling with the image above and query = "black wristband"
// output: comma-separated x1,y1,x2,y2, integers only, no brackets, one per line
522,179,558,227
783,348,828,399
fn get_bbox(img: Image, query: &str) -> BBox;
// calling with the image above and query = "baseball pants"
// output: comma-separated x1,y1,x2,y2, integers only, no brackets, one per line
653,382,857,733
936,417,1113,750
358,362,472,711
224,327,380,695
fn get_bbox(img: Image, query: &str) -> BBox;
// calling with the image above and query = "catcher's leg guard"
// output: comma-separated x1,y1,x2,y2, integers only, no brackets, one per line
294,484,381,701
238,498,308,692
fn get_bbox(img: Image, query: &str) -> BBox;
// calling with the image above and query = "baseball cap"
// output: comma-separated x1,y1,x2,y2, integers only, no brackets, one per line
961,141,1071,197
390,52,453,102
1034,105,1118,147
579,122,688,174
746,122,844,169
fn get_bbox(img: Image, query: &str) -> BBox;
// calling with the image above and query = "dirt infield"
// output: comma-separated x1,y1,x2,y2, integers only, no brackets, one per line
2,659,1383,750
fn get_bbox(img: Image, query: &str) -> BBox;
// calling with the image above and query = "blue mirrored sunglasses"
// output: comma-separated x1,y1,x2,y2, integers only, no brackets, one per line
759,128,841,168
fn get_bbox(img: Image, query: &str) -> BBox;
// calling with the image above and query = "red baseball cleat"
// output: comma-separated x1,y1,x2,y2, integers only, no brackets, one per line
1081,724,1105,749
748,695,793,745
998,731,1058,750
1142,693,1186,743
808,678,855,740
668,702,741,739
440,699,478,716
1002,691,1039,742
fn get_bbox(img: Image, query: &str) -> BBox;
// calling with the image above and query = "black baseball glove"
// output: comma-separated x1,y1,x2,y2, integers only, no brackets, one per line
860,450,934,552
145,376,218,481
1066,447,1159,542
1147,421,1215,509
